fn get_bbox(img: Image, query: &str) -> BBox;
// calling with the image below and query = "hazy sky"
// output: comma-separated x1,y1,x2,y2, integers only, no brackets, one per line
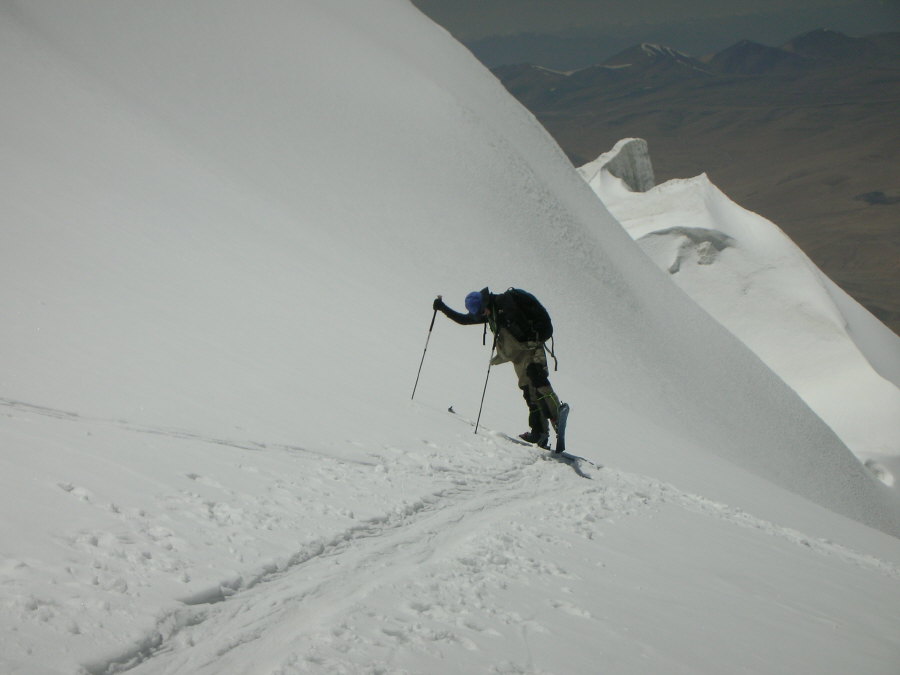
413,0,898,41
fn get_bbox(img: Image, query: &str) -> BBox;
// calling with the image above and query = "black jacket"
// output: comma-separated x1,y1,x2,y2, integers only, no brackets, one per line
438,287,548,343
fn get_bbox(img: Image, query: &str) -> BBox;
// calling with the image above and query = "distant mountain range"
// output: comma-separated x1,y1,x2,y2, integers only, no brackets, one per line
489,30,900,333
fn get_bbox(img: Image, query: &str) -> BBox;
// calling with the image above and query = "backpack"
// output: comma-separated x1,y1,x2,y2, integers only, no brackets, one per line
504,288,553,342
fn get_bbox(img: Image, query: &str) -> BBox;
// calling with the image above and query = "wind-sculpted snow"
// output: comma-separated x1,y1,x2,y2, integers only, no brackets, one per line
579,137,656,193
636,226,736,273
2,1,900,672
583,140,900,491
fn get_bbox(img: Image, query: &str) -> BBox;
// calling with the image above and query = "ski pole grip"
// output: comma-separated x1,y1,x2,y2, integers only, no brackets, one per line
429,296,441,331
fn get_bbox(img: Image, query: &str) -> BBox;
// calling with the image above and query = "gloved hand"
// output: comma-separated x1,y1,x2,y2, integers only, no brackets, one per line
433,296,446,312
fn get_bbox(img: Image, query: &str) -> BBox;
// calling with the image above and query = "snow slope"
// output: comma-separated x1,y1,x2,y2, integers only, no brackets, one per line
580,138,900,488
1,2,899,673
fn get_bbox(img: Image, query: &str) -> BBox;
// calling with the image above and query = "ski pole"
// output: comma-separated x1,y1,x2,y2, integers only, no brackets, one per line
411,304,439,400
474,331,497,434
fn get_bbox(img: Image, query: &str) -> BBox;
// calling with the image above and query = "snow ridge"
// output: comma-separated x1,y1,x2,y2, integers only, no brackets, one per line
583,139,900,481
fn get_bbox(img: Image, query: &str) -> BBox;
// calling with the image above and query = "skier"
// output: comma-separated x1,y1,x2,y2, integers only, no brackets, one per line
433,287,569,452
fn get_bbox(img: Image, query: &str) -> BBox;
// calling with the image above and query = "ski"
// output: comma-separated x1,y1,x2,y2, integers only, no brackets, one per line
539,449,592,479
447,405,596,479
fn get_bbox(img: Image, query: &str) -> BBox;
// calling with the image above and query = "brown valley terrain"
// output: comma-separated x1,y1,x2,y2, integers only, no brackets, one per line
490,30,900,334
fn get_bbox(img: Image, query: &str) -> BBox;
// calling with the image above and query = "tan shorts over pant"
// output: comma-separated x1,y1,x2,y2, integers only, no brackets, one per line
491,328,562,433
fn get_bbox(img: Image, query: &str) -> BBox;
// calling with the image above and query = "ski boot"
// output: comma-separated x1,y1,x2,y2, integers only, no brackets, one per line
519,429,550,449
552,402,570,454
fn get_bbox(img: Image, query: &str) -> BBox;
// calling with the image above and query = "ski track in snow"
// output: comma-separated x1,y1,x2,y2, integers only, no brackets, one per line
113,469,900,674
2,398,898,674
0,397,345,462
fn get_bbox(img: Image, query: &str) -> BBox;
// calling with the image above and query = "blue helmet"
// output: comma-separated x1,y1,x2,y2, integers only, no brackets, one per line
465,291,484,315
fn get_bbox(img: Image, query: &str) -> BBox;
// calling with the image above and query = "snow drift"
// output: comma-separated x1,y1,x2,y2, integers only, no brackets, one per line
1,2,899,673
